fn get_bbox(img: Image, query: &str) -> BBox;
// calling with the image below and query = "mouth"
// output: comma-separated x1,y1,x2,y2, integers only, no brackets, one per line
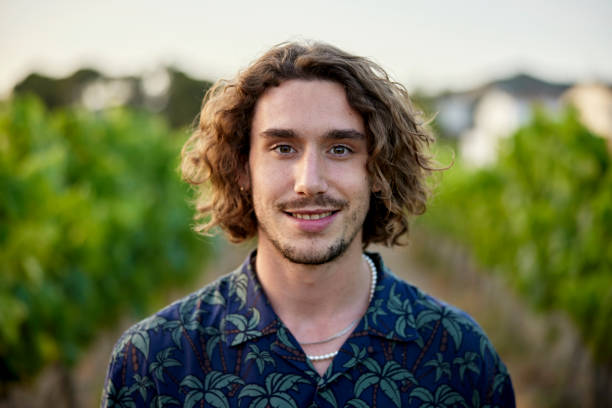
288,211,334,220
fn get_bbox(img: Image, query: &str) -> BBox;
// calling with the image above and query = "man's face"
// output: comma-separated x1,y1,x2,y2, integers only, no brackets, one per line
248,79,371,265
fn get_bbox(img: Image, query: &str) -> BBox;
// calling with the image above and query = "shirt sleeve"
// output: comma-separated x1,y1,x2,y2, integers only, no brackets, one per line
100,330,157,408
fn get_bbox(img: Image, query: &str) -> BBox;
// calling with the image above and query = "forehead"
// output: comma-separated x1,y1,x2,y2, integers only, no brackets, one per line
250,79,364,137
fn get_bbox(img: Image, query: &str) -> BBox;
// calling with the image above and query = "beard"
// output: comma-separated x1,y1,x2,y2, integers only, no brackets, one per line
267,228,357,265
257,195,366,265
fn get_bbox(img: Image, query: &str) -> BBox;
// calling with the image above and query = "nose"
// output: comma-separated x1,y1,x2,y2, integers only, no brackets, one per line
294,148,328,195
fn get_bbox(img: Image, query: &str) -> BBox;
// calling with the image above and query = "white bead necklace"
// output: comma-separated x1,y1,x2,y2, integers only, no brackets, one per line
305,254,377,361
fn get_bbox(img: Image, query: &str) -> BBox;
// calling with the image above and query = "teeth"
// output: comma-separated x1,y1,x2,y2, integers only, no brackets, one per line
292,212,332,220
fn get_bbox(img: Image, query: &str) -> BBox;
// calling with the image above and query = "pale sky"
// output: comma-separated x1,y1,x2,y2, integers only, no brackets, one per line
1,0,611,98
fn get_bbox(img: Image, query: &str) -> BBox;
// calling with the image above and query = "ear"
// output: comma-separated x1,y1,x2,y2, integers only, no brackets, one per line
371,179,382,193
238,161,251,191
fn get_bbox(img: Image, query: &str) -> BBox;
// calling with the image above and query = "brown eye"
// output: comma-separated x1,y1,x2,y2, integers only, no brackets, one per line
330,145,351,155
274,145,295,154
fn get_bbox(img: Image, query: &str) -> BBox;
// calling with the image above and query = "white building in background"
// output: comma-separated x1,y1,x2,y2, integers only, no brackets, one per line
433,74,570,167
562,83,612,145
459,89,522,167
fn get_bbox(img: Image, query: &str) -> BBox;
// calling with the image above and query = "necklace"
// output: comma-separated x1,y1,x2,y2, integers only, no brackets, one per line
305,254,377,361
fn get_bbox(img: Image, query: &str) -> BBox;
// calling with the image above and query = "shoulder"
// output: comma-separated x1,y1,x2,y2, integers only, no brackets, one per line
373,254,515,405
104,269,243,378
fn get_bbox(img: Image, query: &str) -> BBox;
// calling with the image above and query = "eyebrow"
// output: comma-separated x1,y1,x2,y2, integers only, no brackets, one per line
259,128,365,140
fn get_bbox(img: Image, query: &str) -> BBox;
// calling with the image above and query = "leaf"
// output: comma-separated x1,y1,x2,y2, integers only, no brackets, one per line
247,307,261,329
276,326,294,349
204,389,229,408
272,373,306,393
204,371,222,389
224,314,247,331
231,272,249,310
209,372,244,390
141,315,167,333
415,310,440,330
435,385,466,406
344,399,370,408
180,375,203,390
270,394,298,408
472,390,481,408
183,390,203,408
171,325,182,349
409,387,433,403
206,336,221,358
201,289,226,306
131,331,150,358
319,388,337,407
238,384,266,399
354,373,379,397
253,398,269,408
150,395,180,408
360,357,381,374
380,378,401,408
441,317,463,350
395,318,407,338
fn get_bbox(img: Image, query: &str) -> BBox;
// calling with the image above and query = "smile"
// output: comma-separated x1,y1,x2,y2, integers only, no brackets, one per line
290,212,333,220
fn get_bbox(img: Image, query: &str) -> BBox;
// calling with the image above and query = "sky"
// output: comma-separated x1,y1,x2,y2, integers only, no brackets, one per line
1,0,611,98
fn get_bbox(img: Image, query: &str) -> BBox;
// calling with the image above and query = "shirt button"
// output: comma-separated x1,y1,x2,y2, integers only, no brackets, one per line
367,346,374,353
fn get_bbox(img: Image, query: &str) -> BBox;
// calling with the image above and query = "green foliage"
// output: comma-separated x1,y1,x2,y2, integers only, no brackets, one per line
422,108,612,365
0,96,209,382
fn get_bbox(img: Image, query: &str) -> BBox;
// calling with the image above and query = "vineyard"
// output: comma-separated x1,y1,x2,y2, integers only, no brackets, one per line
421,108,612,403
0,97,210,387
1,96,611,406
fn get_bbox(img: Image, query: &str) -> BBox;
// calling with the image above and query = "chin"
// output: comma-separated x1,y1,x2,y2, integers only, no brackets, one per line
273,239,351,265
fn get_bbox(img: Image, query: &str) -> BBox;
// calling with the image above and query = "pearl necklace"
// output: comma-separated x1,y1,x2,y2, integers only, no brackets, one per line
305,254,377,361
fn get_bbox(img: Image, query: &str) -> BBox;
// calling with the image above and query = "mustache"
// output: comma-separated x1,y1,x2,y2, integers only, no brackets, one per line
276,196,348,211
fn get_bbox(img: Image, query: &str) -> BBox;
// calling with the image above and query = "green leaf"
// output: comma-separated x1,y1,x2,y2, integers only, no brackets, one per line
409,387,433,403
344,399,370,408
415,310,439,329
238,384,266,399
441,317,463,350
271,373,306,393
319,388,337,407
231,272,249,310
183,390,203,408
180,375,203,390
270,394,298,408
150,395,180,408
360,357,381,374
380,378,401,407
209,372,244,390
354,373,379,397
130,331,150,358
204,389,229,408
224,314,248,331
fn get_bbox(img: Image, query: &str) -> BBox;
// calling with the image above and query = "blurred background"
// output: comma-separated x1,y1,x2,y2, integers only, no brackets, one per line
1,0,611,407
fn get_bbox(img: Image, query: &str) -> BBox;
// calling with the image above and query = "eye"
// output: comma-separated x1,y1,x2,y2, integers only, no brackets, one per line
329,145,352,156
273,144,296,154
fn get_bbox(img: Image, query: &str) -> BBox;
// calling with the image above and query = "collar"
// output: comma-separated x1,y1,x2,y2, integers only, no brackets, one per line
223,251,421,347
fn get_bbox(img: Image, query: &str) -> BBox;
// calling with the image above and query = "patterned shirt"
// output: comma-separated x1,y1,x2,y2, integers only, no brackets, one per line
102,251,515,407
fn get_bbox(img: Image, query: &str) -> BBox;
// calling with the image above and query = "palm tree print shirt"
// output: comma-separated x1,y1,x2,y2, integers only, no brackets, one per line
102,251,515,407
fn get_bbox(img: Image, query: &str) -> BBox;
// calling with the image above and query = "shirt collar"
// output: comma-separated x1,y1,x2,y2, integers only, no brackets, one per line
223,250,420,347
360,251,420,343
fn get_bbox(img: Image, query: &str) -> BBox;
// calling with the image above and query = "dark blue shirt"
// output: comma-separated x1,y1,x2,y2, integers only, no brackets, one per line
102,252,515,407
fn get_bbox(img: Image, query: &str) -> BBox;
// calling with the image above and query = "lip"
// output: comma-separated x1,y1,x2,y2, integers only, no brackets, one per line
285,210,339,233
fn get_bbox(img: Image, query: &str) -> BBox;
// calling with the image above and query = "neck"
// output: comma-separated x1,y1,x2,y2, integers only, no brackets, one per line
254,238,371,331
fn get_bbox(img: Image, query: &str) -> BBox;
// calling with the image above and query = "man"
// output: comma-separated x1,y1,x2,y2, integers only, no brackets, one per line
102,41,515,407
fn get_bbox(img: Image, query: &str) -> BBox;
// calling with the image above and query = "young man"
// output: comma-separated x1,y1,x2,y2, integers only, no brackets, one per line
102,42,515,407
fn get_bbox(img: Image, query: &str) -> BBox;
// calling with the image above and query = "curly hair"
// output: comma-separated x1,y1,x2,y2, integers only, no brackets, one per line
181,41,435,247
